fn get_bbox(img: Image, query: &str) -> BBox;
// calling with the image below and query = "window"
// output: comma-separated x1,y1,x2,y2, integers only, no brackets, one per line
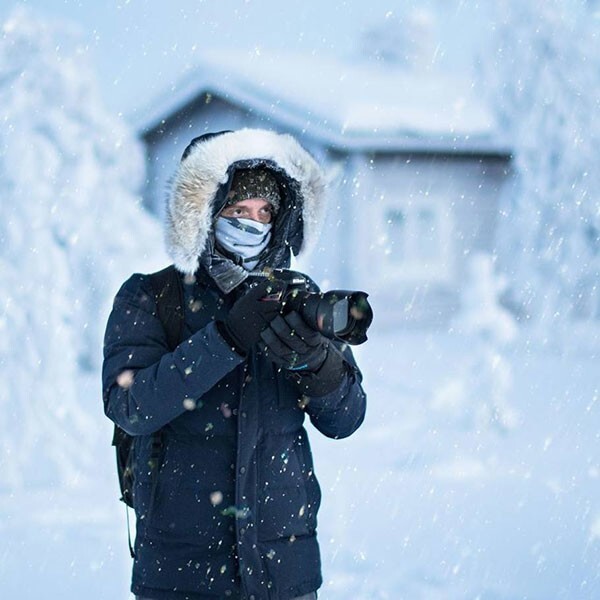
378,197,453,282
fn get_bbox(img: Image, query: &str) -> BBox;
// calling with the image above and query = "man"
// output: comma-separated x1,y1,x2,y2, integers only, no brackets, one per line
102,129,367,600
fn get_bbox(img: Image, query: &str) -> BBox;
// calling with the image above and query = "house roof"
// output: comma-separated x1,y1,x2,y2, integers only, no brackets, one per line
130,50,510,156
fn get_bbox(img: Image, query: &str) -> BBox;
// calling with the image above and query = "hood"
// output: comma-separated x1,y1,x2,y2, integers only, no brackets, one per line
165,128,327,276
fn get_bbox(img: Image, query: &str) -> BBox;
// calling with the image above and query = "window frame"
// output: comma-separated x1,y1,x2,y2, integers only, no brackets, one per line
361,192,455,284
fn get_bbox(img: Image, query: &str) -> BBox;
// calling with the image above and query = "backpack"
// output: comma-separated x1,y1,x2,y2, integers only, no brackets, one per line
111,265,184,556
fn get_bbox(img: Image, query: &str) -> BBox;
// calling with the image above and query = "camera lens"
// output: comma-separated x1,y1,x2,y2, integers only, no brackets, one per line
332,298,351,336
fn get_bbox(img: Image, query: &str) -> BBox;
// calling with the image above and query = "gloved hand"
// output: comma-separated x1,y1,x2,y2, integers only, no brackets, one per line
260,311,346,396
218,279,283,355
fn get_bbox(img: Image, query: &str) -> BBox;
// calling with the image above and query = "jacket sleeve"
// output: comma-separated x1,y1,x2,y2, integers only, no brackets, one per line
303,344,367,440
102,274,244,436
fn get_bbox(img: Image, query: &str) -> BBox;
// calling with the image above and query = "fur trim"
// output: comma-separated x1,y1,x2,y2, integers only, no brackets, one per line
165,128,327,275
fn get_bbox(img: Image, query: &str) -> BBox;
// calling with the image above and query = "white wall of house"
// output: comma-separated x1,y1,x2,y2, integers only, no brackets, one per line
315,153,510,327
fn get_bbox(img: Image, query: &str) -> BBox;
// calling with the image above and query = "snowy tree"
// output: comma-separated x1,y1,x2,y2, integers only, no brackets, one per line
432,253,519,433
0,7,164,490
482,0,600,346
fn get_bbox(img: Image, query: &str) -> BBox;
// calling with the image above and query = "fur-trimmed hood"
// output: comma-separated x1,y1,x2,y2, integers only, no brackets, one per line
165,128,327,276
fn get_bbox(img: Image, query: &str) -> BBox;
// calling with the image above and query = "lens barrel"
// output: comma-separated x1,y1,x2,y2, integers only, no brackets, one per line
284,289,373,345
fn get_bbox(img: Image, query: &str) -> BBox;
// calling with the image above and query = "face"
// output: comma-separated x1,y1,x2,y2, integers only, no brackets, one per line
220,198,274,224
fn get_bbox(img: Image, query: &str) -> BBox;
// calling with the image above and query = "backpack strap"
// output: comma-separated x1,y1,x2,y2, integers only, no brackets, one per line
146,263,186,498
148,265,185,352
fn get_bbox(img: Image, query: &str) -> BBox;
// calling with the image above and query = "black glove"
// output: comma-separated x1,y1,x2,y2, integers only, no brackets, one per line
218,279,283,355
260,311,346,396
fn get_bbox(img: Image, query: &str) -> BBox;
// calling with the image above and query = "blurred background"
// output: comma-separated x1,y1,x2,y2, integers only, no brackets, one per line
0,1,599,598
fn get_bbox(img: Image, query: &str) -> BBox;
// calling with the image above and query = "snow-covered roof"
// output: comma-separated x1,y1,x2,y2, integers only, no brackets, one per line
130,50,510,156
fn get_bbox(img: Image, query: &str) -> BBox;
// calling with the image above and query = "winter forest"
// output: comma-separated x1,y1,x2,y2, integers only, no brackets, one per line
1,1,599,599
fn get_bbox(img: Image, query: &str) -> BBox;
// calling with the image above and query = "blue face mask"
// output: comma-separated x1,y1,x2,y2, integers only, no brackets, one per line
214,216,272,270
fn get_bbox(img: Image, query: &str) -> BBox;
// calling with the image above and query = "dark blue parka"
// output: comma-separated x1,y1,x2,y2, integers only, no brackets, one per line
102,130,367,600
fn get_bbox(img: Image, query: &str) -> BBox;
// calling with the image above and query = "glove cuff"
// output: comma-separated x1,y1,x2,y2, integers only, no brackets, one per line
216,320,248,357
292,347,346,397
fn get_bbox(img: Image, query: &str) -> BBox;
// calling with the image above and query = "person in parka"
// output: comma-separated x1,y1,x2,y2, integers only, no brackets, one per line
102,128,367,600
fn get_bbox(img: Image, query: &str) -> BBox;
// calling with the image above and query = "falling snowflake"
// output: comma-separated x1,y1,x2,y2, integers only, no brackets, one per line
210,491,223,506
116,369,135,389
183,398,196,410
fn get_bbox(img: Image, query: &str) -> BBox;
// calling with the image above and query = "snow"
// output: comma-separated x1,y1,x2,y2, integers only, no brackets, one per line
1,3,599,600
0,7,165,492
447,253,520,433
481,0,600,342
312,328,600,599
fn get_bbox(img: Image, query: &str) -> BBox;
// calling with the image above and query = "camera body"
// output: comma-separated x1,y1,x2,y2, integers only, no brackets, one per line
252,268,373,345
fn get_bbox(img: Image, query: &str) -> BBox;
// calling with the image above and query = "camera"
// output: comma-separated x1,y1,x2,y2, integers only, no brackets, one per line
253,268,373,345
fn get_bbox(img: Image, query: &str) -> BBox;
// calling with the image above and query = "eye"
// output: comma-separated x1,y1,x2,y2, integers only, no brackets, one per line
258,208,273,223
222,206,244,217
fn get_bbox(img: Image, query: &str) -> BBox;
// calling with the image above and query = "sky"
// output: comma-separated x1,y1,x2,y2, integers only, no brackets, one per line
0,0,492,119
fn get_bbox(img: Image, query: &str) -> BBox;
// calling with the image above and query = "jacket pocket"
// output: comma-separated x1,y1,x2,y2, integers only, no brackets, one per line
145,479,235,550
135,438,236,550
257,433,319,542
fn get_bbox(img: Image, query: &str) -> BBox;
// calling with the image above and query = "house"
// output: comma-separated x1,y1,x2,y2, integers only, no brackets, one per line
131,50,512,327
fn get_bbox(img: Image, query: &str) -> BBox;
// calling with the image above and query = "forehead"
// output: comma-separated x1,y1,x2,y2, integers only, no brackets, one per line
226,198,271,208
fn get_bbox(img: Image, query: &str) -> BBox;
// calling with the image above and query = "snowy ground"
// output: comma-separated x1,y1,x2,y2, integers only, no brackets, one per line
1,325,599,599
314,328,600,600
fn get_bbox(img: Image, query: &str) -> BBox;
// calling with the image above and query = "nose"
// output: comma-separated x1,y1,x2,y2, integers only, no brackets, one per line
248,206,262,222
